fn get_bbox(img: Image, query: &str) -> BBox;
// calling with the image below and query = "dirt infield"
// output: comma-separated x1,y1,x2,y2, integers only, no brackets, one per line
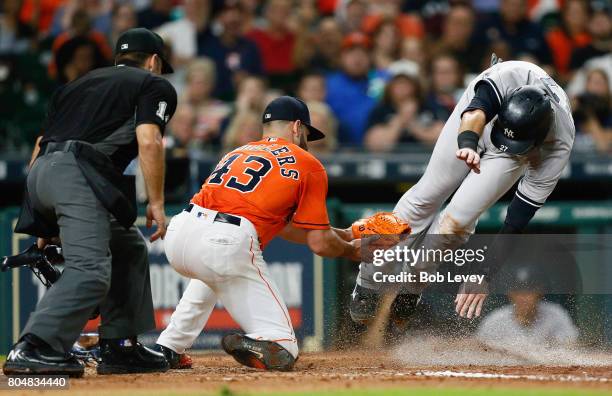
5,350,610,396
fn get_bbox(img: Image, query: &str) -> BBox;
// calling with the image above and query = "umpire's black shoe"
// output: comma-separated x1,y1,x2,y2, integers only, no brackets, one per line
97,337,169,375
221,333,295,371
153,344,192,369
349,284,381,324
2,339,84,377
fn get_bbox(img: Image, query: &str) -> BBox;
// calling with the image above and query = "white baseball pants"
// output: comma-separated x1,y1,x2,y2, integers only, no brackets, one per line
156,205,298,358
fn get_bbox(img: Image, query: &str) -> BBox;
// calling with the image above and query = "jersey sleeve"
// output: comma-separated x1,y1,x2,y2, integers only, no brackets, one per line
516,138,573,206
292,169,331,230
135,75,177,135
462,81,501,123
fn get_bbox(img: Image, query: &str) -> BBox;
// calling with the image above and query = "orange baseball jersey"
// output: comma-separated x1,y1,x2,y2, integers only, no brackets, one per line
191,137,330,247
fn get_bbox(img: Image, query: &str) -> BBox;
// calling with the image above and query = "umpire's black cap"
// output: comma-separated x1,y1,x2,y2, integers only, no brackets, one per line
262,96,325,141
115,28,174,74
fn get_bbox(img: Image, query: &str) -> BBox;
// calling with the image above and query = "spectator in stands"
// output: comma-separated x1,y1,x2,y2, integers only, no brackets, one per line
49,0,112,38
573,69,612,153
19,0,68,34
569,7,612,71
399,37,428,78
300,16,343,72
431,4,485,75
546,0,591,82
478,0,552,67
108,3,136,50
182,59,231,146
219,75,269,138
55,35,107,84
156,0,210,69
0,0,35,55
362,0,424,39
137,0,173,31
247,0,296,90
425,53,463,121
166,104,197,152
364,61,440,152
50,9,111,81
297,72,326,103
336,0,368,34
371,18,401,71
198,1,262,100
477,266,578,352
325,32,377,145
306,100,338,154
222,110,262,151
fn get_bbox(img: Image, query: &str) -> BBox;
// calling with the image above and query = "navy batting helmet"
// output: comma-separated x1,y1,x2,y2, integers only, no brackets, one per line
491,85,553,155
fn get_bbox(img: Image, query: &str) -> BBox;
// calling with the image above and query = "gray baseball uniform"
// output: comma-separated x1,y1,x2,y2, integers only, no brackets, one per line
358,61,575,291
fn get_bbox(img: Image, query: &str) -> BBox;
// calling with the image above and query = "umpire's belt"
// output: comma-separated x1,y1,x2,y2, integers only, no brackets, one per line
185,203,241,227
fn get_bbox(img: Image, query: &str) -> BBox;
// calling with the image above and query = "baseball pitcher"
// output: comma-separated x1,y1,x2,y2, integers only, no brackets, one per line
155,96,360,371
351,58,575,324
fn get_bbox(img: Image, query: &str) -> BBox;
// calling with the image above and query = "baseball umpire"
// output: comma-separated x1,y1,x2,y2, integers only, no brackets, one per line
350,58,575,324
3,28,177,377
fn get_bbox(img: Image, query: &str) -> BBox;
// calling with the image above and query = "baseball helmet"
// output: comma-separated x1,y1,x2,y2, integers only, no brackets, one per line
491,85,553,155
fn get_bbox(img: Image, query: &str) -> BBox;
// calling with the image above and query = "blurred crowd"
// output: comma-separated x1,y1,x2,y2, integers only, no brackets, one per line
1,0,611,156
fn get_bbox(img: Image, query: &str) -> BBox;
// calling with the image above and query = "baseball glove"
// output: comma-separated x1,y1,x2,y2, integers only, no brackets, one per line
351,212,411,239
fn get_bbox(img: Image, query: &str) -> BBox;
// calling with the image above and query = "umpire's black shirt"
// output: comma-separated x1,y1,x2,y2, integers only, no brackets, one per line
40,64,177,172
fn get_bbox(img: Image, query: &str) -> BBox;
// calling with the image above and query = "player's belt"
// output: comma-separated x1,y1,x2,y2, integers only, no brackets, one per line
185,204,241,227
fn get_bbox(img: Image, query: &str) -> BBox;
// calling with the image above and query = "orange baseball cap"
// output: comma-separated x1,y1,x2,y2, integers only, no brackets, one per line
341,32,371,50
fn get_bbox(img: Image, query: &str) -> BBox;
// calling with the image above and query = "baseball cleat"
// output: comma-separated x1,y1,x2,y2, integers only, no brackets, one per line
349,284,382,324
3,340,85,378
97,337,169,375
221,333,295,371
154,344,193,369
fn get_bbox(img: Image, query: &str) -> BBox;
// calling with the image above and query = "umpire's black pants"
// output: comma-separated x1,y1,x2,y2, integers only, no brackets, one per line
20,151,155,353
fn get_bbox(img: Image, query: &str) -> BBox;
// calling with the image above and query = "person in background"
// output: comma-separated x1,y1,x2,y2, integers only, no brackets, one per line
569,6,612,71
219,75,269,139
156,0,210,69
49,0,112,38
371,18,401,72
336,0,368,34
477,266,579,353
305,100,338,154
49,9,112,80
325,32,376,145
477,0,552,67
198,1,262,100
55,35,107,84
362,0,424,39
545,0,591,83
431,4,485,75
181,59,230,147
18,0,65,34
137,0,173,31
364,61,440,152
572,69,612,153
108,3,137,49
425,53,464,122
399,37,428,78
0,0,35,55
298,17,343,72
222,109,262,151
297,72,327,103
247,0,296,91
165,104,197,152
